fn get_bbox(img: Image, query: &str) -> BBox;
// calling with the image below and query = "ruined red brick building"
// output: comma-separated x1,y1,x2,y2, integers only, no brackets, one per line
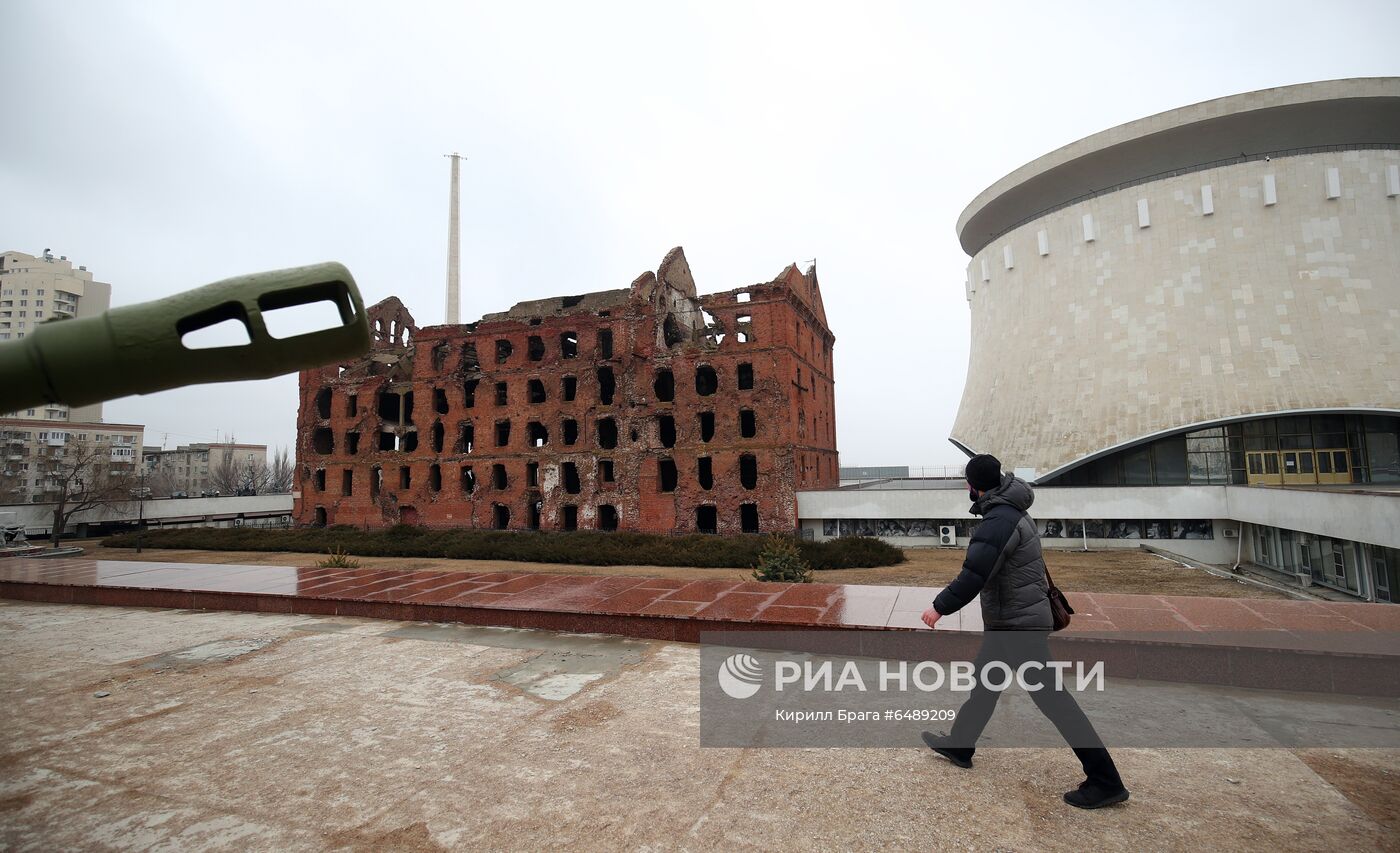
292,247,837,534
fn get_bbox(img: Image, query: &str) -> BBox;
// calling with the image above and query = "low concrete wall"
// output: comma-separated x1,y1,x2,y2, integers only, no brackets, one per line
0,494,293,535
1225,486,1400,550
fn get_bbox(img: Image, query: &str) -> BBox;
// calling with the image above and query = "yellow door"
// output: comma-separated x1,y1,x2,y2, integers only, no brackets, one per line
1315,448,1352,485
1247,451,1283,485
1280,451,1316,485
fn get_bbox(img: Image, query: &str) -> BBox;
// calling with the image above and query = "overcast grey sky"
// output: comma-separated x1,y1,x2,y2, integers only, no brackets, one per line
2,1,1397,467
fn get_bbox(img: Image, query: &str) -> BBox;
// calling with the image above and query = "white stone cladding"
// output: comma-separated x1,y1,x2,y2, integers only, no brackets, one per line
951,80,1400,478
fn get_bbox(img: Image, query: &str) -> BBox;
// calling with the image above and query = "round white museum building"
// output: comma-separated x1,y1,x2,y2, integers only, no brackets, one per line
801,78,1400,602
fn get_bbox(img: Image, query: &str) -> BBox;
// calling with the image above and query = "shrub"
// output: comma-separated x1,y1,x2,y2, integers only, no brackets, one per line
100,527,904,571
751,535,812,583
316,546,362,569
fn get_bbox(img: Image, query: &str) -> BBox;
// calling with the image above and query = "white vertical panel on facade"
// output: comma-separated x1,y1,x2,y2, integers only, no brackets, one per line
1201,184,1215,215
1037,229,1050,256
1082,213,1096,242
1137,198,1151,228
1325,167,1341,199
1387,165,1399,197
1263,174,1278,206
1003,245,1014,269
981,257,990,282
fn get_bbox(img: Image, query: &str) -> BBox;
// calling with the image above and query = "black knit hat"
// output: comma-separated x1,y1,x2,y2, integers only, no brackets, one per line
964,454,1002,492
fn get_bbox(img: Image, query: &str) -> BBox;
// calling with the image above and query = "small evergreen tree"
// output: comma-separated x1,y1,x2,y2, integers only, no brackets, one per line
752,535,813,583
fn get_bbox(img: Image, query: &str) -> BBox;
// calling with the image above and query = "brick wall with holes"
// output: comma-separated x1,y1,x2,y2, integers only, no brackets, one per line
292,249,838,536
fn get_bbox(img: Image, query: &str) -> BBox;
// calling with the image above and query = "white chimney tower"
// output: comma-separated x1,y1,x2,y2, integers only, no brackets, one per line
444,152,464,325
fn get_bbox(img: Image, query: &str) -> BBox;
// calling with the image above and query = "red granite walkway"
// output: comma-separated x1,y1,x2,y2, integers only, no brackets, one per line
5,558,1398,695
2,557,1395,640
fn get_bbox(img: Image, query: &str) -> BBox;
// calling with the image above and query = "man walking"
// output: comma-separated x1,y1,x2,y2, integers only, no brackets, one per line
919,454,1129,809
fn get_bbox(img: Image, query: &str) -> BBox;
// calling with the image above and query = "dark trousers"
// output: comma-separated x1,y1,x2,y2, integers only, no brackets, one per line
945,630,1123,790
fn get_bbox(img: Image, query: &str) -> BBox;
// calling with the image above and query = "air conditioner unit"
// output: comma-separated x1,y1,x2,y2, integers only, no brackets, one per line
938,525,957,547
1222,528,1238,539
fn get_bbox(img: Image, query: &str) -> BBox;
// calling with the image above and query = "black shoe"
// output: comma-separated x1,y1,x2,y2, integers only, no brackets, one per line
1063,784,1130,809
920,730,972,769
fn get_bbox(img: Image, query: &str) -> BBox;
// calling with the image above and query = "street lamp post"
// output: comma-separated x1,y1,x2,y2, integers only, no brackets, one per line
136,468,145,554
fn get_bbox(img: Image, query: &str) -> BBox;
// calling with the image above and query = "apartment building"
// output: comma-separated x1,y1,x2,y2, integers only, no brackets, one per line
0,419,144,504
0,249,114,423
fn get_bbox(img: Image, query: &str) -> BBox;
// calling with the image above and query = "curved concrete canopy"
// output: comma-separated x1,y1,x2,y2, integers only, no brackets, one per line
956,78,1400,256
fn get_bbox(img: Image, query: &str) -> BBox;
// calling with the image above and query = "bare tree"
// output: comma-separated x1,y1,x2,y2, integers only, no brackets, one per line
209,454,242,495
266,447,293,493
37,439,137,547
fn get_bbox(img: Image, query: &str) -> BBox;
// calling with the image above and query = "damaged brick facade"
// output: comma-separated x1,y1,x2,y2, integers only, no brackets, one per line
292,247,837,535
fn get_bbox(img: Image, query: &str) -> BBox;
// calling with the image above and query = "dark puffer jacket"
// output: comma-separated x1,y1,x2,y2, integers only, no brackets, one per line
932,474,1052,630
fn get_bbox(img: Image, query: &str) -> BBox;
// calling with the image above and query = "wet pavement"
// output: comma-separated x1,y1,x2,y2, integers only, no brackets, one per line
1,600,1395,851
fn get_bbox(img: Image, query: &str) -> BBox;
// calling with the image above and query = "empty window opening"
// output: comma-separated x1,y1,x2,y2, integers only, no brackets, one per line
654,369,674,402
597,366,616,405
312,427,334,455
696,505,718,534
740,503,759,533
658,459,678,492
433,388,448,415
315,387,332,419
699,412,715,443
341,469,353,496
597,417,618,449
560,331,579,358
346,431,360,455
562,462,581,494
735,315,752,343
526,462,539,488
399,466,411,489
737,363,754,389
736,291,751,303
527,335,545,361
460,465,476,494
495,382,508,406
696,365,718,396
562,295,585,308
528,500,542,530
528,379,547,404
378,431,396,452
314,506,327,527
663,315,685,347
598,329,614,359
740,454,758,489
377,391,402,422
698,457,713,490
528,318,541,326
314,468,326,491
346,393,358,416
740,409,756,438
563,418,579,446
493,504,510,529
459,422,475,453
563,504,578,531
432,342,449,371
492,463,508,490
527,421,549,447
599,460,615,482
658,415,677,448
463,342,480,371
429,463,442,493
463,380,478,408
495,420,511,447
431,421,444,453
598,504,618,531
401,431,418,452
370,467,382,498
562,375,577,401
495,339,513,363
